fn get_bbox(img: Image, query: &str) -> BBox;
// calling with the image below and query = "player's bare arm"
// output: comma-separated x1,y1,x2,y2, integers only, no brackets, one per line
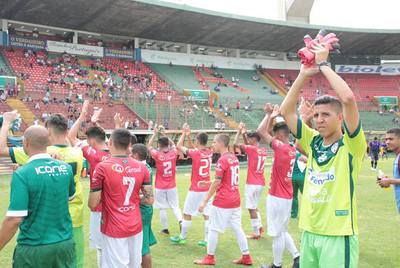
68,100,90,147
233,122,245,149
0,216,22,251
177,123,190,154
257,103,272,143
147,126,158,149
0,111,19,157
141,185,154,205
312,43,359,134
280,64,318,135
266,105,280,137
198,177,221,213
88,190,102,210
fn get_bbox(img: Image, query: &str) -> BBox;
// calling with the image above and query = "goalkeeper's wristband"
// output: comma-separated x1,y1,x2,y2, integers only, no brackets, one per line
317,61,330,72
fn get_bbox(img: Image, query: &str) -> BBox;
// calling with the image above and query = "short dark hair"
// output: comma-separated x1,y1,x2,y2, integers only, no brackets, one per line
158,136,169,148
314,95,342,113
387,128,400,137
131,144,148,161
45,114,68,134
110,128,131,150
130,134,138,145
273,122,290,135
247,132,261,142
215,134,230,147
374,137,378,141
196,132,208,146
85,126,106,142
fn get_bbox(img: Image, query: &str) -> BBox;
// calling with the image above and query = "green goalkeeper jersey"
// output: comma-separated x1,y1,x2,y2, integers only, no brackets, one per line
9,145,84,227
295,119,366,236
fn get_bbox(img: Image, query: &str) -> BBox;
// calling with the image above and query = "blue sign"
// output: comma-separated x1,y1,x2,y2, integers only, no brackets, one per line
9,35,46,50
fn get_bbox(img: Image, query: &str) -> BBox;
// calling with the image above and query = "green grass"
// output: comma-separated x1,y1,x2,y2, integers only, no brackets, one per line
0,159,399,267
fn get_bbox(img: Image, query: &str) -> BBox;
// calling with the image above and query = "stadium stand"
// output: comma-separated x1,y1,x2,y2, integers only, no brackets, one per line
264,68,400,111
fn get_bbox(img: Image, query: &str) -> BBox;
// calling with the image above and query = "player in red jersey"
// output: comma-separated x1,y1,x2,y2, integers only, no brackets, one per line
89,129,153,268
258,104,300,268
170,124,213,246
194,134,253,266
68,100,109,266
234,122,267,240
147,126,183,235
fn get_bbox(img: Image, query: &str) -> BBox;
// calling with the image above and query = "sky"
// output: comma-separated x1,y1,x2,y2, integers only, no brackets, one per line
162,0,400,29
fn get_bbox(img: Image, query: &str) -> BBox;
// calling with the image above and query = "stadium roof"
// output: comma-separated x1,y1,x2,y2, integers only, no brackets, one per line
1,0,400,55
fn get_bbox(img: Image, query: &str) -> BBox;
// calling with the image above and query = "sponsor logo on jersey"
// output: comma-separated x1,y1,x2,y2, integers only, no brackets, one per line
125,166,141,173
308,167,336,186
35,164,69,176
112,164,124,173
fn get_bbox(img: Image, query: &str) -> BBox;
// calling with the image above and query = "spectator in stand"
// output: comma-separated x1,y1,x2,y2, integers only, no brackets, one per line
148,121,154,131
134,119,140,129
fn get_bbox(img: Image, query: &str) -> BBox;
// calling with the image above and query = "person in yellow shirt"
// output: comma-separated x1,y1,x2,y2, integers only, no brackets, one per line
280,43,366,268
0,111,85,268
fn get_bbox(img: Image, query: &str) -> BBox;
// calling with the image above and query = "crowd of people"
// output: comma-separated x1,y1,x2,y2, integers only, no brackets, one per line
5,48,176,105
1,42,400,268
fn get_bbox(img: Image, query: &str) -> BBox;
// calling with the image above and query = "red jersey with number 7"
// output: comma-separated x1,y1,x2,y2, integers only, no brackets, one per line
187,148,213,192
241,144,267,186
91,156,150,238
213,152,241,209
269,138,296,199
150,148,177,189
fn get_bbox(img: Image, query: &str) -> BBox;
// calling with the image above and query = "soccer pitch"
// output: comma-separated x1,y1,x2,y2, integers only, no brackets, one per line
0,159,399,267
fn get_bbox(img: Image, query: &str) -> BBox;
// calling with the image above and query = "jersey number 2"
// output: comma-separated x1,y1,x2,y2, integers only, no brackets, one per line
199,158,211,176
163,161,172,176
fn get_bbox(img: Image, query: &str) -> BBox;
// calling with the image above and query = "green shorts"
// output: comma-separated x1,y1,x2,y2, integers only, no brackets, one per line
142,223,157,256
73,226,84,268
13,239,76,268
301,231,359,268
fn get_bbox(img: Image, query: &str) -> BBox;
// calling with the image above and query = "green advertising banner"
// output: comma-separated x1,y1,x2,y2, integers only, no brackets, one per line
375,96,398,106
183,89,210,102
0,76,16,90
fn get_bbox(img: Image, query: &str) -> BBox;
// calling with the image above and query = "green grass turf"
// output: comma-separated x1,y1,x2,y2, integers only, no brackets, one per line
0,159,400,267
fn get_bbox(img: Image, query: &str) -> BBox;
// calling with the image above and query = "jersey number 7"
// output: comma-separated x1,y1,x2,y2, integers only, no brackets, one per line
122,176,136,206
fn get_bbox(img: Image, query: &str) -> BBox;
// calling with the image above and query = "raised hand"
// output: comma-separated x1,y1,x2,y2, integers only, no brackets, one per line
182,123,191,135
298,97,314,122
271,104,280,118
238,122,245,132
2,110,20,124
311,43,330,64
91,108,103,124
114,113,125,128
264,103,274,114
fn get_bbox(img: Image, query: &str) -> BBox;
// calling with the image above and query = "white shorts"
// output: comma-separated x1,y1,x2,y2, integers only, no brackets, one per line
183,191,212,216
266,194,292,237
245,184,264,209
89,211,102,249
154,188,179,209
209,206,242,233
101,232,143,268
